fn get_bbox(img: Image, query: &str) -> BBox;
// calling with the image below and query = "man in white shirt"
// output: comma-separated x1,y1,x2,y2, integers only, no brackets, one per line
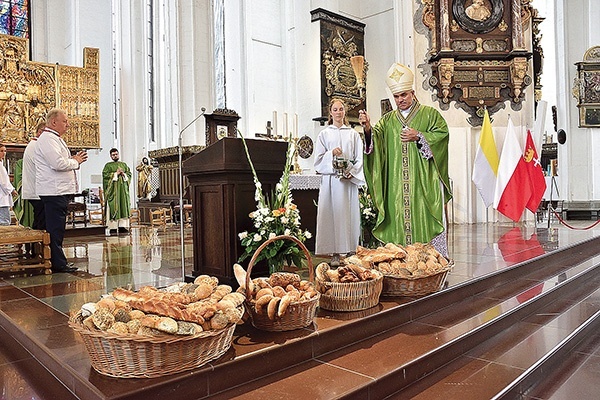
22,122,47,231
34,109,88,273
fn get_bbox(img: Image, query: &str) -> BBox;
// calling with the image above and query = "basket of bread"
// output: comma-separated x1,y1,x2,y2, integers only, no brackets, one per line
315,260,383,312
237,235,320,332
69,276,244,378
351,243,452,297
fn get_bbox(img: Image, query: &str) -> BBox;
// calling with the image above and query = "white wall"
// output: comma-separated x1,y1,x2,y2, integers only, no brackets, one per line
552,0,600,202
28,0,600,223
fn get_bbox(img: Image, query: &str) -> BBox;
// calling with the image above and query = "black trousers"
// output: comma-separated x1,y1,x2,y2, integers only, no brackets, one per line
30,199,46,231
40,195,69,269
24,199,46,257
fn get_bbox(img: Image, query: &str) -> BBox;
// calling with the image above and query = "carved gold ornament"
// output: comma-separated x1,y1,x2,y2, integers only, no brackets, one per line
0,34,99,148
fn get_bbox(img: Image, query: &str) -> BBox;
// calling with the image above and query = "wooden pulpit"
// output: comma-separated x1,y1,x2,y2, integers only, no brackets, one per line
182,137,288,284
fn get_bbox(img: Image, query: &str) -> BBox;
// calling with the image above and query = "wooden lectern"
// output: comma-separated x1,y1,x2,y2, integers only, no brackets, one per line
182,137,288,284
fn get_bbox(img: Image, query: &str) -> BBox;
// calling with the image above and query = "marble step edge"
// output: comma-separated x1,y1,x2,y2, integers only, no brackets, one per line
492,309,600,399
312,235,600,358
79,235,600,399
202,238,600,399
341,261,600,400
2,235,599,400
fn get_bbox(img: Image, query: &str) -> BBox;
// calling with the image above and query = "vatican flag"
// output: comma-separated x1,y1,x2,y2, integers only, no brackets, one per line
472,109,499,208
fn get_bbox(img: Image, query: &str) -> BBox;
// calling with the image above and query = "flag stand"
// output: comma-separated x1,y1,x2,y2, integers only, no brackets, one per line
547,175,559,229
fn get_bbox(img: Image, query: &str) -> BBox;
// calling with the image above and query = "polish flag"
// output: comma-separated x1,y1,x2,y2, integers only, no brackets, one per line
493,119,532,222
472,109,499,208
524,130,547,213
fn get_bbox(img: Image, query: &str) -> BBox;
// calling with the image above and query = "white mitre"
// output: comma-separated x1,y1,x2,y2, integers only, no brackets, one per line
385,63,414,94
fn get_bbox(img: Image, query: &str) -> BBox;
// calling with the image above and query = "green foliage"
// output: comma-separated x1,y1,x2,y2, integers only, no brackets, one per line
238,134,311,273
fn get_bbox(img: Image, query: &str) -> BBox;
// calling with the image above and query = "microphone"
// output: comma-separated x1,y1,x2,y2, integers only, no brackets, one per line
177,106,206,278
179,107,207,137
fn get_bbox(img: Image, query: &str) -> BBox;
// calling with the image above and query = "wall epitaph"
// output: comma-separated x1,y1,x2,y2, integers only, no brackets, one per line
310,8,367,126
417,0,536,125
573,46,600,128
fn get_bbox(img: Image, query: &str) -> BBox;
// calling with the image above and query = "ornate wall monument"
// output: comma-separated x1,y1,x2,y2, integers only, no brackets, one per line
0,33,100,148
311,8,368,126
417,0,536,125
573,46,600,128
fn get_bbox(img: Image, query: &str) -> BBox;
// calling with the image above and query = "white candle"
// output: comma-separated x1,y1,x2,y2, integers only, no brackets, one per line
273,111,278,136
283,112,288,139
294,113,298,139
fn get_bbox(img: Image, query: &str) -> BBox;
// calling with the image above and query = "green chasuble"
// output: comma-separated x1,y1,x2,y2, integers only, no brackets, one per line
102,161,132,220
364,102,452,247
13,159,34,227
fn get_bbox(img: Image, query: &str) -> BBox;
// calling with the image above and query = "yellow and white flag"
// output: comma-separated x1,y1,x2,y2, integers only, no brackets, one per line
472,109,499,208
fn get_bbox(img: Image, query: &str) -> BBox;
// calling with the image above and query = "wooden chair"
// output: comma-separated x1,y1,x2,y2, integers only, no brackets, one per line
129,208,140,226
67,201,87,227
162,207,173,225
88,188,105,226
150,208,166,231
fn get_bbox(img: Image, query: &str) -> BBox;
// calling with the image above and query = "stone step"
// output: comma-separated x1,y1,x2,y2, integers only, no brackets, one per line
392,279,600,399
1,235,599,399
206,239,600,399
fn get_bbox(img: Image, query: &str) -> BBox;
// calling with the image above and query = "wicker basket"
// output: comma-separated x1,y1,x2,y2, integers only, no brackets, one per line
381,262,453,297
244,235,320,332
69,312,236,378
316,265,383,312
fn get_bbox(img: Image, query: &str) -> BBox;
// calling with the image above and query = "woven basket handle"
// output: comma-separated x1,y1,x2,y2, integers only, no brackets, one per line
244,235,314,300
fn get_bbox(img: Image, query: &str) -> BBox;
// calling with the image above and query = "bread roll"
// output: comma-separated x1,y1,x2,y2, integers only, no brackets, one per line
210,312,230,330
107,321,129,335
176,321,202,335
156,317,178,334
92,308,115,331
267,297,281,320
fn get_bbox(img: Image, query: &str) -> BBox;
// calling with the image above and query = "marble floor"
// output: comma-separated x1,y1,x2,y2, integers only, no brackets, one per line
0,219,599,399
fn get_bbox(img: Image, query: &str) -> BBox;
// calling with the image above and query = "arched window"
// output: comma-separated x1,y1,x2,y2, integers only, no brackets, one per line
0,0,29,38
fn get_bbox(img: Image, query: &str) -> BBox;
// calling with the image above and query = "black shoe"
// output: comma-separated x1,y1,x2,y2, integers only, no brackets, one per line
109,229,117,235
52,266,78,273
118,227,129,234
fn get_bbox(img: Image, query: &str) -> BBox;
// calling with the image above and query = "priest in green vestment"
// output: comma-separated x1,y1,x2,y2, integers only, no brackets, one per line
358,63,452,256
102,148,132,235
12,159,34,227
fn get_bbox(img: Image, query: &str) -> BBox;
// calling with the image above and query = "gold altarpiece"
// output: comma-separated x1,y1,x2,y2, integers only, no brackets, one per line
0,33,100,149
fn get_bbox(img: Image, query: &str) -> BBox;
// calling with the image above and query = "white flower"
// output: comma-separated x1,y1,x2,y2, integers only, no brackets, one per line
253,233,262,242
284,229,291,236
238,231,248,240
276,183,283,191
265,217,274,223
268,232,276,239
305,231,312,239
280,216,289,224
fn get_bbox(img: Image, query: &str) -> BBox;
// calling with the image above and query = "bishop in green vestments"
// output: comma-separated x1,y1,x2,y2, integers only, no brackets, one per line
359,63,452,256
103,148,132,234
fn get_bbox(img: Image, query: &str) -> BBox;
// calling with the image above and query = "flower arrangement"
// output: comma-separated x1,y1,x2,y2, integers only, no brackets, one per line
359,186,380,248
238,135,311,273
